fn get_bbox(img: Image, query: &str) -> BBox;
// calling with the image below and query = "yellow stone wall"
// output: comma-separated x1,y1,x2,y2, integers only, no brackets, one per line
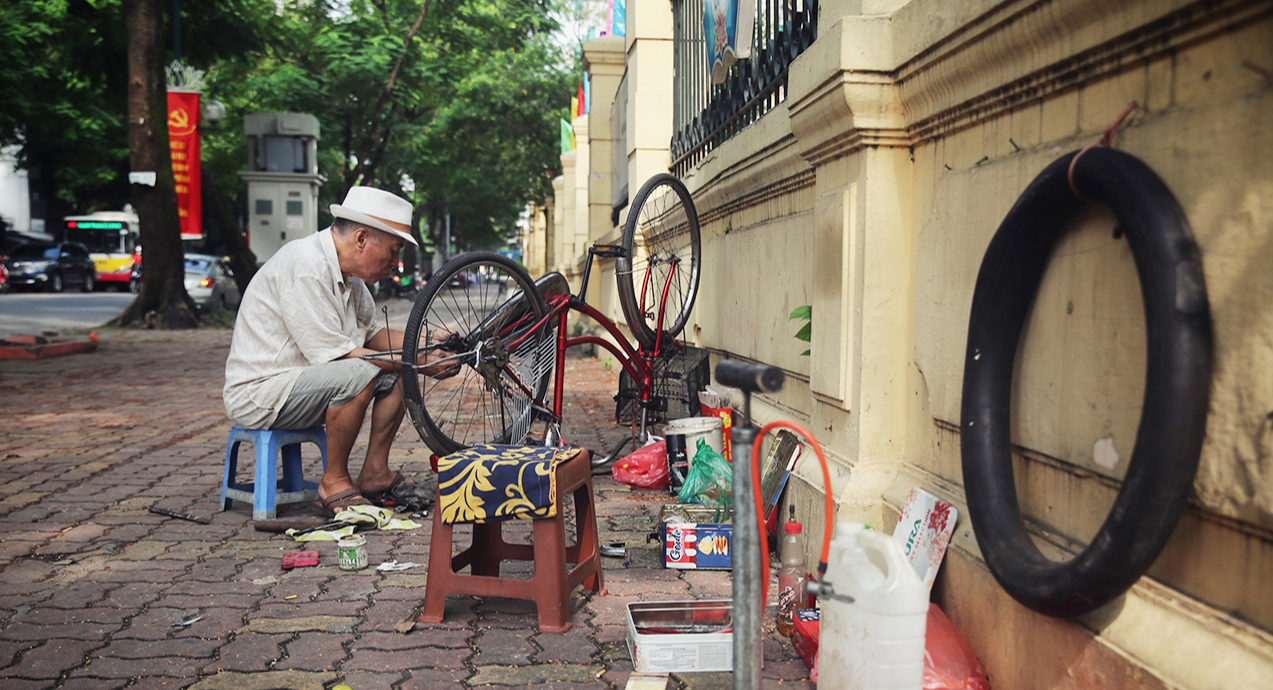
679,0,1273,687
543,0,1272,681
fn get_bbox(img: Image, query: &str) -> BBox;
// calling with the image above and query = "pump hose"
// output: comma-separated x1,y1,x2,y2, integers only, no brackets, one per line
751,421,834,608
961,147,1212,617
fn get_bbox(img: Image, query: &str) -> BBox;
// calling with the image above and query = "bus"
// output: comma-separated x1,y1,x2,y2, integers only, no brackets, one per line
64,210,140,290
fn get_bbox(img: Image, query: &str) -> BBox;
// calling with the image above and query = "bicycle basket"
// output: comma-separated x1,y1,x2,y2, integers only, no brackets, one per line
615,345,710,425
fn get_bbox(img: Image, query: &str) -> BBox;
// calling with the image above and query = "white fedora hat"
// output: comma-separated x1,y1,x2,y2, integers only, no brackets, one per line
329,187,418,246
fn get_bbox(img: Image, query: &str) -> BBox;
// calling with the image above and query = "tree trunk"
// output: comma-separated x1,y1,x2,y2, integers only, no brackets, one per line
118,0,198,328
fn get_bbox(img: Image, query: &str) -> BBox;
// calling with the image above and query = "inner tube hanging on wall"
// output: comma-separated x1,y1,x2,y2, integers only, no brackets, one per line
960,148,1213,617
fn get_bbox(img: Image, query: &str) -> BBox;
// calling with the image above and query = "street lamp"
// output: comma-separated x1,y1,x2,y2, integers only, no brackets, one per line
202,98,226,128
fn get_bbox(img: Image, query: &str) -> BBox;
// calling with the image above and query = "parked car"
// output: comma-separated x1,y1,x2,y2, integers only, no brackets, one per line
2,241,97,292
184,254,240,308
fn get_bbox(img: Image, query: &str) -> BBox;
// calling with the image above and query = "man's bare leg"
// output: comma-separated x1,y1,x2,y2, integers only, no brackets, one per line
317,379,377,501
354,381,406,494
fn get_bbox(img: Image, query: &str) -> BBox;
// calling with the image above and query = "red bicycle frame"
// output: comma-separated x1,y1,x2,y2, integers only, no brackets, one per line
497,245,683,434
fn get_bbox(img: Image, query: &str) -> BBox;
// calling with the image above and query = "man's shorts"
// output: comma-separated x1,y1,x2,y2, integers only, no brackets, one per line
271,359,399,430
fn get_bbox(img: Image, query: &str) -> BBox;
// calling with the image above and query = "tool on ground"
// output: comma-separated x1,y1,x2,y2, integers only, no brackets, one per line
148,506,212,524
254,519,344,535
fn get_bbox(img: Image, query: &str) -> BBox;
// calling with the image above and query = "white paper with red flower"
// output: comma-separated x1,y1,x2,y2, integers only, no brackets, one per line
893,487,959,590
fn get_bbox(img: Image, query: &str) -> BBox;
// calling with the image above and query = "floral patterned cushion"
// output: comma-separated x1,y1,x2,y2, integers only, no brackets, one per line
437,445,582,525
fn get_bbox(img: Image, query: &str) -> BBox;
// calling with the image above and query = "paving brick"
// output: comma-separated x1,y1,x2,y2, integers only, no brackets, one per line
316,574,378,601
360,598,420,632
71,655,204,679
472,626,534,665
275,632,352,670
0,638,38,669
92,637,220,659
358,628,474,650
182,669,338,690
533,626,599,664
253,600,364,619
19,606,132,627
4,638,102,678
334,670,406,689
201,633,285,673
0,622,117,641
56,678,130,690
397,667,471,690
0,679,55,690
468,662,607,686
345,646,471,672
102,581,170,608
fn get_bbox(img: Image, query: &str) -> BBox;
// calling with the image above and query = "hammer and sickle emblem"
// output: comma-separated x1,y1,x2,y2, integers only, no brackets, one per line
167,108,194,135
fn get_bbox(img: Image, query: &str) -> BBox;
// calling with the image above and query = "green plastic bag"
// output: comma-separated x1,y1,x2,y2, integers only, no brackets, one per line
677,438,733,506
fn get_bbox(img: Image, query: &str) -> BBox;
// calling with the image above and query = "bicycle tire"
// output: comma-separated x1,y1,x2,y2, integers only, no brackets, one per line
402,251,553,456
617,174,702,350
961,148,1212,617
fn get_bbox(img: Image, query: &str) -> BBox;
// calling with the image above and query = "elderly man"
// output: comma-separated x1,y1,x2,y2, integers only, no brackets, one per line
224,186,448,515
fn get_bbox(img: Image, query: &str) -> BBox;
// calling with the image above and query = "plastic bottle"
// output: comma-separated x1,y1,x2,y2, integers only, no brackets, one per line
776,506,809,636
818,521,929,690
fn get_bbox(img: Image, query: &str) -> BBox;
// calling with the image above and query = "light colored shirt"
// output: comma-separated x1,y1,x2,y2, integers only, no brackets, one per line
223,229,383,428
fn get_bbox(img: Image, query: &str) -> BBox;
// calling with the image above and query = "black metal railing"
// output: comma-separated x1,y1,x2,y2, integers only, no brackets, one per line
671,0,818,176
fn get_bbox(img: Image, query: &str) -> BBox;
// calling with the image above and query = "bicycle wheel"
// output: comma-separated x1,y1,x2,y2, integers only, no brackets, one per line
618,174,702,350
402,251,555,456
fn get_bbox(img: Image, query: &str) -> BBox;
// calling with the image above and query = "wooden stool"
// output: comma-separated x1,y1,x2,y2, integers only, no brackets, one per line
421,448,603,633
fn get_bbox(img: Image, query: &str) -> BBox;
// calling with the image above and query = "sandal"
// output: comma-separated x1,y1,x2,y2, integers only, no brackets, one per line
362,471,434,511
315,487,374,518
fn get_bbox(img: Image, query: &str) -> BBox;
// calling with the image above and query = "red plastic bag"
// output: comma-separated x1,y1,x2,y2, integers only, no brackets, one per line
924,603,990,690
612,439,669,489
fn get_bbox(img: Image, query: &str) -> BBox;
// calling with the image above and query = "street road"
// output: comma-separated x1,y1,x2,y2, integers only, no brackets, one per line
0,292,135,338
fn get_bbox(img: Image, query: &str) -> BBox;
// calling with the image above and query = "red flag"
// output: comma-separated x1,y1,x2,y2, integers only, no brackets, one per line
577,83,586,117
166,91,203,239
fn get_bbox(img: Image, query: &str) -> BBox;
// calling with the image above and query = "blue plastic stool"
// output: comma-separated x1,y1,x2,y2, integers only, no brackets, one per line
220,426,328,520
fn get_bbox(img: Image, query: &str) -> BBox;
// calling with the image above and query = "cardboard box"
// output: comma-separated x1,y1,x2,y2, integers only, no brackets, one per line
661,504,733,569
792,607,820,670
626,600,734,673
893,487,958,589
664,522,733,569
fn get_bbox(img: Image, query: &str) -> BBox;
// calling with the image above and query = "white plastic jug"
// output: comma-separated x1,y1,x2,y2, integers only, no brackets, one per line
818,521,929,690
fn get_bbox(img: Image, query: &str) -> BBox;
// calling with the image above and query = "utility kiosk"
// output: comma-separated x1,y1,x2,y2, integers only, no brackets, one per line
238,113,324,263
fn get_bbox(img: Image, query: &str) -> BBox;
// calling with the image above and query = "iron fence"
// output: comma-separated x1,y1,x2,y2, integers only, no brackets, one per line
671,0,818,177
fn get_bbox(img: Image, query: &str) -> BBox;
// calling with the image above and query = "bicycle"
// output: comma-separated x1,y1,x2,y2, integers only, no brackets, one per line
393,174,704,458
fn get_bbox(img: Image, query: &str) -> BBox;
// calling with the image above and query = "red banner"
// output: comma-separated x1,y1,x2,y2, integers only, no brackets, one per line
166,91,203,239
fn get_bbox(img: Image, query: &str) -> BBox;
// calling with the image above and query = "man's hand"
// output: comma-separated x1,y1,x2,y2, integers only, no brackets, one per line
422,330,462,380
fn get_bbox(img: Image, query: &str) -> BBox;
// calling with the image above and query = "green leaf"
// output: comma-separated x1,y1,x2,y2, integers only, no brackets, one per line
794,322,811,343
788,305,812,321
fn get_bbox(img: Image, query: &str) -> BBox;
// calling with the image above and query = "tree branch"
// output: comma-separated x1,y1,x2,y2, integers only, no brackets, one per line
356,0,433,174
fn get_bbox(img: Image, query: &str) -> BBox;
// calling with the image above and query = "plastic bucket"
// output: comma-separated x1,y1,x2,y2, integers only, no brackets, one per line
663,417,724,466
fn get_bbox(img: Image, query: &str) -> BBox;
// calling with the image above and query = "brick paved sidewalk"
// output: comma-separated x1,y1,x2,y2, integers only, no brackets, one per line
0,313,813,690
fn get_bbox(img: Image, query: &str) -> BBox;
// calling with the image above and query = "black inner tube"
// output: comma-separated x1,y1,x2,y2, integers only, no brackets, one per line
960,147,1212,617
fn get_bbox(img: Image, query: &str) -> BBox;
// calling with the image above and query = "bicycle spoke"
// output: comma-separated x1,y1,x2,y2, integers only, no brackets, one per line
401,253,554,454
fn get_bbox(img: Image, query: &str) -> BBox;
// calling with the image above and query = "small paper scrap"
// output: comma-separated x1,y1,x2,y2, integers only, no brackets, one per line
377,561,424,572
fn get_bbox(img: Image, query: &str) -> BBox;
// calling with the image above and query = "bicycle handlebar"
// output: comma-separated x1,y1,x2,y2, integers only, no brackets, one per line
715,361,784,393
